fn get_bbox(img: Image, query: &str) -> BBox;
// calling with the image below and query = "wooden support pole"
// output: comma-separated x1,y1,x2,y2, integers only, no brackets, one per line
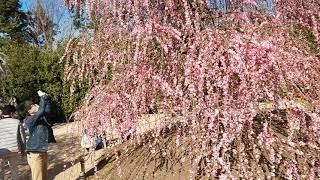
79,157,86,180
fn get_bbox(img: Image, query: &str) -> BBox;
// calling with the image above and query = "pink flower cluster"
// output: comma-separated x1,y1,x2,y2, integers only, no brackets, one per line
63,0,320,178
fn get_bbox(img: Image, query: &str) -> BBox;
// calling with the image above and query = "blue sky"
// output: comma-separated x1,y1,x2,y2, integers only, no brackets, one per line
20,0,30,12
19,0,275,41
20,0,75,41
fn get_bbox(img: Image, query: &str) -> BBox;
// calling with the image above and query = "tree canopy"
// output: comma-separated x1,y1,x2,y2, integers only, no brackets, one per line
0,0,33,43
0,0,86,122
63,0,320,178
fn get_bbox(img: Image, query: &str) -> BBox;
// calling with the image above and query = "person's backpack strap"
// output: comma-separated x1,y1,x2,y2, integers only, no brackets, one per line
17,123,26,153
43,116,51,126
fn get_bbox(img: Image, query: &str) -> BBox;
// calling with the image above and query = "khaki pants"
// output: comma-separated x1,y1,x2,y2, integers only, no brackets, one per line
27,152,48,180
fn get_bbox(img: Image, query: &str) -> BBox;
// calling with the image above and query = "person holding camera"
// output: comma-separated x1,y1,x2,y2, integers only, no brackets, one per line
24,90,51,180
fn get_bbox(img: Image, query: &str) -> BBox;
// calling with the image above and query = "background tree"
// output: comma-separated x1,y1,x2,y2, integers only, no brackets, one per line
0,0,33,44
0,43,66,121
0,52,7,80
28,1,56,49
0,0,85,122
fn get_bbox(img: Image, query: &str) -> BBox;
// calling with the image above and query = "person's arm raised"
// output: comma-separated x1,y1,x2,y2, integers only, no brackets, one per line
32,93,49,122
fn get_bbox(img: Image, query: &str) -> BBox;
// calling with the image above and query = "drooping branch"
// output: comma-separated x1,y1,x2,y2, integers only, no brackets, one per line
63,0,320,178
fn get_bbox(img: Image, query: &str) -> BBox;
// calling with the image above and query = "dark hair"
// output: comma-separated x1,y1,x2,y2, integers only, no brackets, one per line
1,105,16,115
24,101,35,113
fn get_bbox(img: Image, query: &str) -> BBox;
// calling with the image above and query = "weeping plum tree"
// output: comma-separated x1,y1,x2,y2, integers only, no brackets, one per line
63,0,320,178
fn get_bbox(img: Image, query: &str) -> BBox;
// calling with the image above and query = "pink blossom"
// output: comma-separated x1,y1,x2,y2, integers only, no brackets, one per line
63,0,320,178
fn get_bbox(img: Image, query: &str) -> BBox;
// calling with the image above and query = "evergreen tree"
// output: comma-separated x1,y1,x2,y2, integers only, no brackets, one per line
0,0,32,43
0,43,66,121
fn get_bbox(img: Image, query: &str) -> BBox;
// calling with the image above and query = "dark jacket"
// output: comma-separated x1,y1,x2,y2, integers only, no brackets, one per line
24,95,51,152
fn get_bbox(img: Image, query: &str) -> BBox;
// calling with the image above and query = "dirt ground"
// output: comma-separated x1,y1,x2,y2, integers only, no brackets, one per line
2,114,178,180
3,122,84,180
87,142,194,180
5,112,314,179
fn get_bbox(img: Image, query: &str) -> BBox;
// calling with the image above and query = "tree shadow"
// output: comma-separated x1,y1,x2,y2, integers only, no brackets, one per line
47,134,83,179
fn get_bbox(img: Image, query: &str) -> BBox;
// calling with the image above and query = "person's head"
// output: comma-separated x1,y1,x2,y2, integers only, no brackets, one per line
25,101,39,116
1,105,16,117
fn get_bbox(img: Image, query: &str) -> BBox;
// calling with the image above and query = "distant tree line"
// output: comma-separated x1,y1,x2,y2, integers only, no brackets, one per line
0,0,88,122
